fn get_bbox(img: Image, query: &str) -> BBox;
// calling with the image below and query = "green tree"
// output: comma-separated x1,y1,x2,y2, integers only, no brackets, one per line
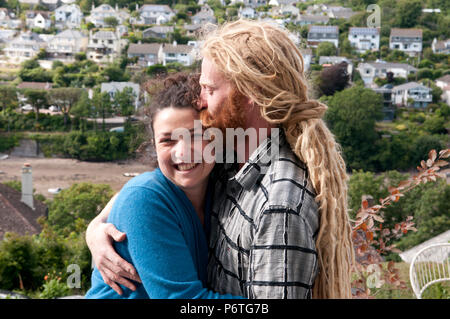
316,41,337,57
48,88,84,130
47,183,114,236
395,0,423,28
104,16,119,28
395,180,450,251
70,91,91,132
113,87,135,120
92,90,113,131
323,86,384,170
23,89,48,122
101,64,130,82
0,86,18,119
422,115,447,134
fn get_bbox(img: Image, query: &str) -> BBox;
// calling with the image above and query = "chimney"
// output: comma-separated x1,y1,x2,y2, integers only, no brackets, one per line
21,163,34,210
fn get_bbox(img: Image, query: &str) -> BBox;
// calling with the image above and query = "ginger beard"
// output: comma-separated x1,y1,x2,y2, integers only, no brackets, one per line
199,88,247,133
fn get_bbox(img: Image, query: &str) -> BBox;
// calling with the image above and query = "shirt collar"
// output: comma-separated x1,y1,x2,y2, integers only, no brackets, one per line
232,128,283,190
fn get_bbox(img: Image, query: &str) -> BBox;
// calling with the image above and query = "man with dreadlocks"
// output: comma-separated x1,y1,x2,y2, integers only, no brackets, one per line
86,19,354,299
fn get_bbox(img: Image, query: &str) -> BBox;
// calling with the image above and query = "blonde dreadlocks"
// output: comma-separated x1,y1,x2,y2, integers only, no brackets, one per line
201,19,355,299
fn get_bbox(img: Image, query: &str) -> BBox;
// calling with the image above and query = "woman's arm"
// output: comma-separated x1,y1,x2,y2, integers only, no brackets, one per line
85,193,141,295
113,186,244,299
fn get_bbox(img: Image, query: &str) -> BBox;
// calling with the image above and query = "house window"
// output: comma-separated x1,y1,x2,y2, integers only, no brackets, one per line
108,40,113,44
167,53,175,57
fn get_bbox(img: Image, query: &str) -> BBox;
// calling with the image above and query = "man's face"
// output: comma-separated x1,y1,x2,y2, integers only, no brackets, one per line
199,57,247,131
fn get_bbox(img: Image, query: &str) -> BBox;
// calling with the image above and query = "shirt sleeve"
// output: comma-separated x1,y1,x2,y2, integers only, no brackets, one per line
247,208,319,299
112,186,244,299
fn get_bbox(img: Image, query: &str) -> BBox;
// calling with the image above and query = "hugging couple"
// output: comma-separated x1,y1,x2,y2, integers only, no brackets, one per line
84,19,354,300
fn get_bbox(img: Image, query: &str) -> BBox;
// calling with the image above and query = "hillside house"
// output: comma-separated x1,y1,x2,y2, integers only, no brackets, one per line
192,4,216,25
357,62,417,86
25,10,52,30
136,4,175,25
389,28,423,56
127,43,161,66
54,3,83,29
3,31,47,63
348,27,380,52
391,81,432,108
307,25,339,48
47,29,88,60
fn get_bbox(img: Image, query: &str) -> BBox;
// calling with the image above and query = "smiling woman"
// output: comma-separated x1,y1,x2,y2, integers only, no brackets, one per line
84,73,244,299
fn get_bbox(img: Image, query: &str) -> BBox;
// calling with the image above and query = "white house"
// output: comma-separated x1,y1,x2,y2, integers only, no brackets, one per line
389,28,423,56
192,4,216,25
136,4,175,25
357,62,417,86
101,82,141,111
326,6,357,19
25,10,52,30
348,27,380,53
391,82,432,108
0,8,22,29
294,14,330,26
161,42,196,66
142,26,174,39
3,31,47,63
238,7,256,19
54,4,83,29
127,43,162,66
272,4,300,18
432,38,450,54
0,29,18,48
87,30,127,64
307,25,339,48
47,29,88,60
86,4,129,28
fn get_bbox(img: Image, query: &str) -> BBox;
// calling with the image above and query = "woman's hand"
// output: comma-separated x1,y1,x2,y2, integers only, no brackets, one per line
85,195,141,295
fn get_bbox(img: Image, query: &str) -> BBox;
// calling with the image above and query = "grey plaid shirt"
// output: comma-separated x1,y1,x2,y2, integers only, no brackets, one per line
207,130,320,299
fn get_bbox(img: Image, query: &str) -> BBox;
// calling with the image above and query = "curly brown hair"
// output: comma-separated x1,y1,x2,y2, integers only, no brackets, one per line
137,72,201,163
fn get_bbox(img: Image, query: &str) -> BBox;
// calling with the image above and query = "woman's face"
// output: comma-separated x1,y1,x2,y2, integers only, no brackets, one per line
153,107,215,191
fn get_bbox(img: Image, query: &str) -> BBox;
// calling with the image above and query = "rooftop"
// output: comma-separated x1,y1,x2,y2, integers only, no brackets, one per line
349,27,379,35
390,28,423,38
127,43,161,55
0,183,47,240
308,25,339,33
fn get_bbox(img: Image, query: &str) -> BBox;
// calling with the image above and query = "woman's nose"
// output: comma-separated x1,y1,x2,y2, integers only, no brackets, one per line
172,140,191,163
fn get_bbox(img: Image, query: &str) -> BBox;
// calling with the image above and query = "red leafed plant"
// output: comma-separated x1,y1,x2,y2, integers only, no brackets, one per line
351,149,450,298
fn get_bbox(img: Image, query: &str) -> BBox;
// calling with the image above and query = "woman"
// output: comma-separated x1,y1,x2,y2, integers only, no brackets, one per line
85,73,242,299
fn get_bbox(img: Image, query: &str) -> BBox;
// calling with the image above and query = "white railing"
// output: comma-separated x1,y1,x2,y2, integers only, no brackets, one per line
409,243,450,299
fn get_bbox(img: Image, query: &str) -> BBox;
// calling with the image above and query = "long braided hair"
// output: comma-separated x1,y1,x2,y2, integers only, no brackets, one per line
201,19,355,299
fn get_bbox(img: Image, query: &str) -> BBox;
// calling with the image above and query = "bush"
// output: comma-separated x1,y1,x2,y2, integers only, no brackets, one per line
422,115,447,134
39,273,71,299
0,133,20,152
